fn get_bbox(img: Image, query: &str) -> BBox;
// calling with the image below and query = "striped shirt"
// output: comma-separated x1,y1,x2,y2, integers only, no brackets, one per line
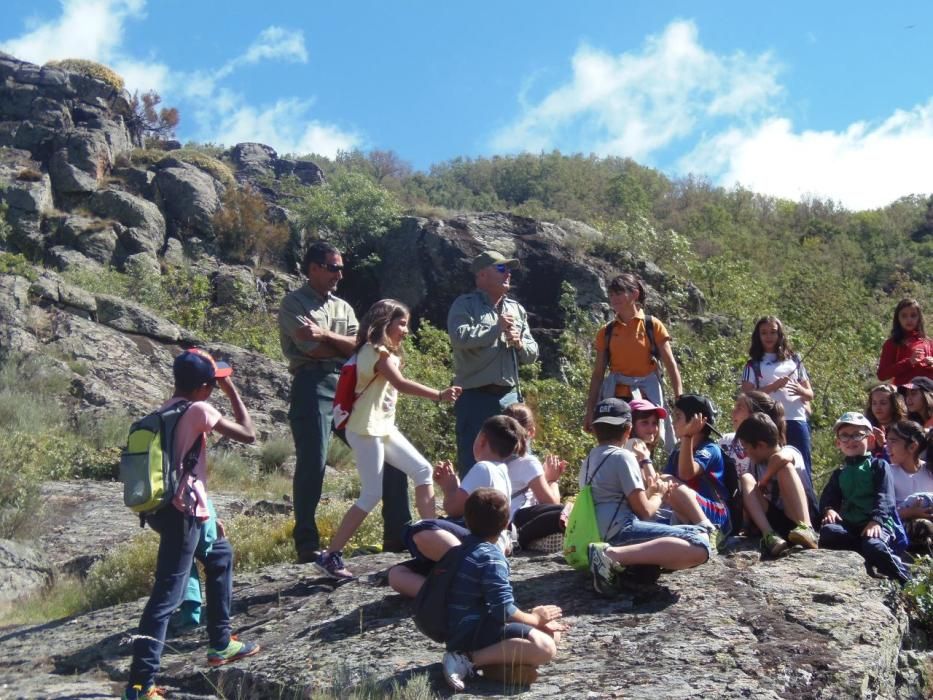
446,536,518,646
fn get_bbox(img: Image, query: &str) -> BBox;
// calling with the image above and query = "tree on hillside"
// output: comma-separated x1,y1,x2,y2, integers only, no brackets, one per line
911,196,933,242
128,90,180,144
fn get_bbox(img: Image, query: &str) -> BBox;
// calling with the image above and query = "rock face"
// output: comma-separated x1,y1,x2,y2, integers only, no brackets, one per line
0,539,52,604
0,530,927,699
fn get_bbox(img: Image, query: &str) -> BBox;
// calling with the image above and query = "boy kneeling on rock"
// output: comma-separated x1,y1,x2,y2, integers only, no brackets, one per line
441,488,565,691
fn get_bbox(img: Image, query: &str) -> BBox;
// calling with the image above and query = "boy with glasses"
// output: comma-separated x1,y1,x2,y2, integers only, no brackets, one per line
818,411,911,584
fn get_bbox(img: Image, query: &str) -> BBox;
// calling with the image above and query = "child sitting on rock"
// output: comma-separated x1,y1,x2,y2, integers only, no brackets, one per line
734,413,819,557
818,411,911,585
661,394,733,545
387,415,524,599
441,488,564,691
584,399,713,596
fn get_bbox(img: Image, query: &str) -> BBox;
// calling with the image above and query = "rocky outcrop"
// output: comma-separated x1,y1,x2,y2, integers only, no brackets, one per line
231,141,325,190
153,159,224,239
0,529,928,699
0,539,52,604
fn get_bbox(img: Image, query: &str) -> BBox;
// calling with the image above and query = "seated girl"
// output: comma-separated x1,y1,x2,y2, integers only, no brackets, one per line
501,404,567,552
865,383,907,460
886,420,933,551
626,397,667,483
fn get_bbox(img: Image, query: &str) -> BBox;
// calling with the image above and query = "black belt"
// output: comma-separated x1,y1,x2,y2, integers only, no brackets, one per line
469,384,514,397
295,360,343,375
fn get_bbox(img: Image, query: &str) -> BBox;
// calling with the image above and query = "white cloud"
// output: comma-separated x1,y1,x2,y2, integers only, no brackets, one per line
198,95,361,157
490,20,782,160
216,26,308,78
679,104,933,210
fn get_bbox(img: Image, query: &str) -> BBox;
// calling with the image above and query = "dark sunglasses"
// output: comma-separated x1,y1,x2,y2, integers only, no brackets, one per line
318,262,344,273
494,263,510,273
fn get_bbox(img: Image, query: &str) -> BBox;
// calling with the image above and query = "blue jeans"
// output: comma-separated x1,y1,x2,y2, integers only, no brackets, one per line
785,419,812,479
454,387,518,477
819,521,911,584
289,366,411,552
128,506,233,688
610,514,714,560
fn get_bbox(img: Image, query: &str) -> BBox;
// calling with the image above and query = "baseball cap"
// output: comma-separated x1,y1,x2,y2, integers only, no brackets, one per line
592,398,632,426
674,394,717,424
832,411,873,433
470,250,519,274
900,376,933,393
173,348,232,390
628,397,668,419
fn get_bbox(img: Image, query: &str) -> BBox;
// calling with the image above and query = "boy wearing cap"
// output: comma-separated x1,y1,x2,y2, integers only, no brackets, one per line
585,399,713,596
818,411,911,584
123,349,259,700
448,250,538,477
662,394,733,544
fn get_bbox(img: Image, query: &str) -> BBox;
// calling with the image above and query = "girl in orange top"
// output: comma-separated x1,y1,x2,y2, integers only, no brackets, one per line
584,273,683,449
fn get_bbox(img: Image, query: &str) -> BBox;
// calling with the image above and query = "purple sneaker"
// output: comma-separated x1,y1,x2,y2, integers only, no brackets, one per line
315,550,354,579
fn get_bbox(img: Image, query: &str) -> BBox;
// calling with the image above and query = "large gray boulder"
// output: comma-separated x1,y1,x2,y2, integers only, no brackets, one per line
153,160,223,239
88,189,165,256
0,539,53,605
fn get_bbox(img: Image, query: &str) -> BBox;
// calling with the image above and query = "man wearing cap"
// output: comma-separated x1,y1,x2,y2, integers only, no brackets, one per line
448,250,538,476
279,241,411,561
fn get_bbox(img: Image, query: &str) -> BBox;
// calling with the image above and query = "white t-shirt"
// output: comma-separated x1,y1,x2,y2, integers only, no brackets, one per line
460,459,512,551
889,461,933,507
750,445,812,511
719,432,751,476
506,454,544,518
742,353,810,421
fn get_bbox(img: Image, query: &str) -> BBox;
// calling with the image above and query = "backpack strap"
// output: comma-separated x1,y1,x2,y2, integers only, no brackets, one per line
747,359,762,388
603,321,615,366
644,314,659,361
584,449,618,486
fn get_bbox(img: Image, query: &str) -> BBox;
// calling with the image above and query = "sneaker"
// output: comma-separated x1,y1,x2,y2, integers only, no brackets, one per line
588,542,623,596
477,663,539,686
207,636,261,667
314,550,354,579
787,523,819,550
761,531,790,558
442,650,474,691
122,684,165,700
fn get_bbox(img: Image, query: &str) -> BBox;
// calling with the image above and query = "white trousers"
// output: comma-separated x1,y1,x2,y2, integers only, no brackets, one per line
346,428,433,513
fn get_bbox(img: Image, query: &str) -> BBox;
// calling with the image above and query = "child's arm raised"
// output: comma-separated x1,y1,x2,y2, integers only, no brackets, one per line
212,376,256,444
675,416,706,481
375,353,461,403
434,460,468,517
528,456,566,504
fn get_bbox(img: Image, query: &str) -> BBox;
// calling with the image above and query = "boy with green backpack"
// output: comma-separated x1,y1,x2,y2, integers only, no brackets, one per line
569,399,712,596
121,349,260,700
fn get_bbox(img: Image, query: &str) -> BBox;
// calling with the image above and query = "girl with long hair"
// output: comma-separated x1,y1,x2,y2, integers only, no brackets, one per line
864,383,907,458
887,420,933,550
315,299,462,578
877,298,933,385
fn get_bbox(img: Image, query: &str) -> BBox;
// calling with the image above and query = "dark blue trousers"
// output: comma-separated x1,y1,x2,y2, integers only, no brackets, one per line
128,506,233,687
819,521,911,584
785,419,812,478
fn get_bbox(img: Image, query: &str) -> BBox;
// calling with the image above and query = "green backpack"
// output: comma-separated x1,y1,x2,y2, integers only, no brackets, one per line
563,451,620,570
119,401,201,521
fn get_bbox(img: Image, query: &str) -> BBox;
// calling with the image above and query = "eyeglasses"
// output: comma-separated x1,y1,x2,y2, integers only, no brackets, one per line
493,263,510,273
318,262,344,273
837,432,869,443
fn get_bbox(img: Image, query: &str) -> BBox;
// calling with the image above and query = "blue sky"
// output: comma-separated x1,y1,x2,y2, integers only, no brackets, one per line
2,1,932,209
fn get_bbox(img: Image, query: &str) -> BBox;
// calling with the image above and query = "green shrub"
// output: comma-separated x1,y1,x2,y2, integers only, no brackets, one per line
225,514,294,571
258,434,294,473
0,456,40,538
0,252,37,280
207,448,255,490
74,410,130,451
61,265,130,298
904,556,933,631
44,59,125,91
84,530,159,609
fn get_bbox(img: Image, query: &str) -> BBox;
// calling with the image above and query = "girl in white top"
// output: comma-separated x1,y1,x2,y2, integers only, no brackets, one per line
316,299,462,578
741,316,814,476
887,420,933,539
501,404,567,549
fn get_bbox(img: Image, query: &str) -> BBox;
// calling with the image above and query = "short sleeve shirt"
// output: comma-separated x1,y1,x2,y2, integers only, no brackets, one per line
889,462,933,506
594,313,670,396
346,343,398,436
664,439,727,505
278,283,359,374
741,354,810,421
580,444,643,539
720,432,751,476
506,454,545,518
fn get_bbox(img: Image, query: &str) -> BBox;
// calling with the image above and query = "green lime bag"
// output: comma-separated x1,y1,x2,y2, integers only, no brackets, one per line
563,451,616,570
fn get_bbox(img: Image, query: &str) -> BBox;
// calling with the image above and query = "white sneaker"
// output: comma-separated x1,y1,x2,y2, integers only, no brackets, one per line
442,651,474,691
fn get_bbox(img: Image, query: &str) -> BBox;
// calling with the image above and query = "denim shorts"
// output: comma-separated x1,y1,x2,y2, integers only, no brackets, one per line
447,619,535,653
610,515,714,560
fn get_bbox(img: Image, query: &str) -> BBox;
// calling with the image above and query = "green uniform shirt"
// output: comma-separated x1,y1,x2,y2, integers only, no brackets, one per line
447,290,538,389
838,457,878,526
278,283,359,374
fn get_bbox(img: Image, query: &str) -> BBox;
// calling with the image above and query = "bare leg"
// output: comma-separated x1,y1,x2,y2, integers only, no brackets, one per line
605,537,708,569
740,473,774,535
668,484,706,525
775,466,811,526
387,565,425,599
326,504,368,554
470,630,556,668
412,529,461,562
414,484,436,520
